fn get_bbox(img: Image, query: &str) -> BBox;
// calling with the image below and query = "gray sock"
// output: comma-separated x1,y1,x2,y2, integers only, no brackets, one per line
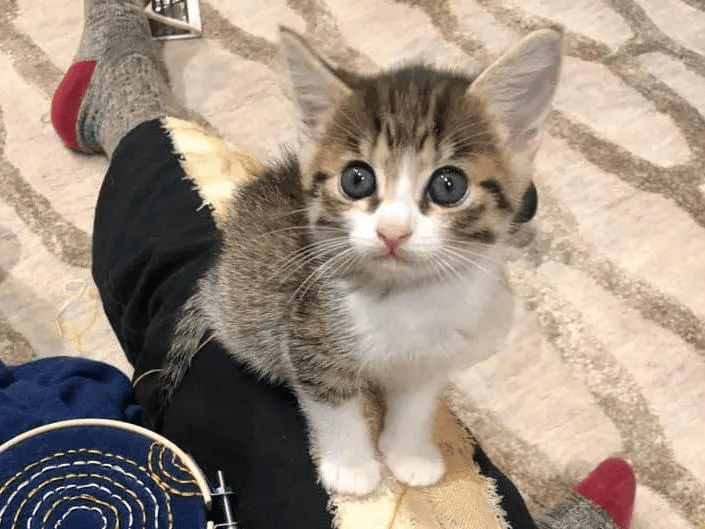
74,0,185,157
536,492,620,529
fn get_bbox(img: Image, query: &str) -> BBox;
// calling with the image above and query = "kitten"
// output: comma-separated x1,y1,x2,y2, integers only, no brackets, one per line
162,27,562,496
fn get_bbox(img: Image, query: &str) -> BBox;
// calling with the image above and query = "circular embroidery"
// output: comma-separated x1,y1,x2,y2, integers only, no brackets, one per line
0,419,210,529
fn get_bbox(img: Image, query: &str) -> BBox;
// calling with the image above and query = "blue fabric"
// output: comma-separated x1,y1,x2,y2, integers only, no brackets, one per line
0,356,148,444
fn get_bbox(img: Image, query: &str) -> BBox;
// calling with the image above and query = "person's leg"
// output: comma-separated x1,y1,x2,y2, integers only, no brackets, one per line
50,1,334,527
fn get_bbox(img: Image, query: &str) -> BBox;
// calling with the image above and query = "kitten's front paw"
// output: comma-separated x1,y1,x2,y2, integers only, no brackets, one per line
379,435,445,487
318,456,382,496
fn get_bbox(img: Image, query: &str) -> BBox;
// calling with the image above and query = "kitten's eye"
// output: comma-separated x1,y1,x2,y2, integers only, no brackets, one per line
427,166,468,207
341,162,376,200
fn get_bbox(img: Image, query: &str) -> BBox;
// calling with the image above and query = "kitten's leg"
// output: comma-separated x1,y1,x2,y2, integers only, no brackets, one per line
299,392,381,496
379,378,446,487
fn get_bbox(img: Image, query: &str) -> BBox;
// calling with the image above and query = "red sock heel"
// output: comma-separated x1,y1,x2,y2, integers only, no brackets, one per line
576,458,636,529
50,60,97,152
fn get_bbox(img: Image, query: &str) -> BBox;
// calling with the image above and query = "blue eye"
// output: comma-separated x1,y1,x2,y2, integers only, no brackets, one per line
341,162,376,199
427,166,468,207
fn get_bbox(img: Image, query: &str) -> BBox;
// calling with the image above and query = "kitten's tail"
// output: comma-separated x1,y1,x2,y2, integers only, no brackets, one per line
159,292,210,409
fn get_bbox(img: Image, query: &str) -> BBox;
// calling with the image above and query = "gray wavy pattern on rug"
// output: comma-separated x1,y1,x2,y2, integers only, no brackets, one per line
1,0,704,527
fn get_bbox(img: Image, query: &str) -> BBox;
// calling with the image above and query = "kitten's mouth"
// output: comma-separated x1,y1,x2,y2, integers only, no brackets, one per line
376,251,410,264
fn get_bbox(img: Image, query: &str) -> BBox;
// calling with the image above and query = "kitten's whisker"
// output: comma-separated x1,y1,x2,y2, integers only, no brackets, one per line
441,247,504,284
428,255,453,283
278,240,351,279
434,255,465,283
270,208,311,220
277,238,349,274
448,116,496,133
442,248,506,270
312,251,360,297
410,238,506,266
442,237,504,251
262,225,344,236
293,248,356,301
507,223,538,236
441,242,507,265
279,237,349,264
328,251,360,281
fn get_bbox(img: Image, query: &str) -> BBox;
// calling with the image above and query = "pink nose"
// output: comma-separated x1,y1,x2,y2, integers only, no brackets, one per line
377,230,412,253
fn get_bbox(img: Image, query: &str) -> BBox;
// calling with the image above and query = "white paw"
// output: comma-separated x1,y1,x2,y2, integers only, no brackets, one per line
379,435,445,487
318,456,382,496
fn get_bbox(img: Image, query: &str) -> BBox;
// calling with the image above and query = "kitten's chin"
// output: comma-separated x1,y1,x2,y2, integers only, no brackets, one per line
357,254,442,287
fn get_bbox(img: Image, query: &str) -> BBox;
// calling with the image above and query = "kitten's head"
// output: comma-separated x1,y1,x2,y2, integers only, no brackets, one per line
280,28,562,287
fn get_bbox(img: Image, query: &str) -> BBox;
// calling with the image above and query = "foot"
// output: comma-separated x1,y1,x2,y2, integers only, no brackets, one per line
576,458,636,529
51,0,173,156
318,454,382,496
300,394,382,496
379,431,445,487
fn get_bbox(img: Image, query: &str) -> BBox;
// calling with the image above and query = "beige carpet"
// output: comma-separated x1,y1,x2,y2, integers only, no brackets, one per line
1,0,705,527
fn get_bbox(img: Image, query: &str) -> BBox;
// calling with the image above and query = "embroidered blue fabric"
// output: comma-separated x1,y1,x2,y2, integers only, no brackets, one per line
0,357,209,528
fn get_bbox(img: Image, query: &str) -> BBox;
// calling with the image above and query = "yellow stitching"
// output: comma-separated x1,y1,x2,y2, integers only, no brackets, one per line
150,444,196,485
11,473,150,528
1,449,148,495
41,494,119,528
146,444,201,497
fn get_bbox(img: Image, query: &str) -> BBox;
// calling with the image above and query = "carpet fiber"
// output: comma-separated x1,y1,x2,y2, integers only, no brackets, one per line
1,0,704,527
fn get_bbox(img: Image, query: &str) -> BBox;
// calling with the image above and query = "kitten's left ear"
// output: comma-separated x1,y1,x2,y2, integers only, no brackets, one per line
469,28,563,156
279,27,352,131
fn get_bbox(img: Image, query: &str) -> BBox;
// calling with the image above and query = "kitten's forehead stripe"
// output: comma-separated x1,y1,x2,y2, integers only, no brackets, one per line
417,129,430,151
384,122,395,149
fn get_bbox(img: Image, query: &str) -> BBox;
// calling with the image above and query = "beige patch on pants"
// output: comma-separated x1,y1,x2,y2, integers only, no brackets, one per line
162,117,263,228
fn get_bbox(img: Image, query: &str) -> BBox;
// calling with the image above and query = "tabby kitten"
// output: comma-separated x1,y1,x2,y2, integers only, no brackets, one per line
163,28,562,495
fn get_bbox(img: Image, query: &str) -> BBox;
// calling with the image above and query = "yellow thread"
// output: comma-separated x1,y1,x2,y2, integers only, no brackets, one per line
147,444,200,496
55,281,100,353
132,369,162,389
195,333,216,353
386,485,409,529
41,494,119,527
12,471,153,528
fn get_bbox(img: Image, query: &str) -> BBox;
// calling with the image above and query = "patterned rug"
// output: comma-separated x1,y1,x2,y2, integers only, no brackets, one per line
1,0,704,527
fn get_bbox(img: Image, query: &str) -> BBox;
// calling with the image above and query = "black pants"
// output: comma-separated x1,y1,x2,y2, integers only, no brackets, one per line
91,119,537,529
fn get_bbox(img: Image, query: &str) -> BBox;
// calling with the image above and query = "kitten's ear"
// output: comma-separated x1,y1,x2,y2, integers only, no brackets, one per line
469,29,563,155
279,27,352,131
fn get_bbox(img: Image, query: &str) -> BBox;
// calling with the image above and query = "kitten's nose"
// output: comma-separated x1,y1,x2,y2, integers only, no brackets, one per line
376,228,412,253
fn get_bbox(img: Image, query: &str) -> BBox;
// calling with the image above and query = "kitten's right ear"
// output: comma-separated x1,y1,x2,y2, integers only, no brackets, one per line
279,27,352,131
469,28,563,157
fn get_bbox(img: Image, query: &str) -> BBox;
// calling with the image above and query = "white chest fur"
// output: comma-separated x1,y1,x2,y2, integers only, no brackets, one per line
343,265,514,382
